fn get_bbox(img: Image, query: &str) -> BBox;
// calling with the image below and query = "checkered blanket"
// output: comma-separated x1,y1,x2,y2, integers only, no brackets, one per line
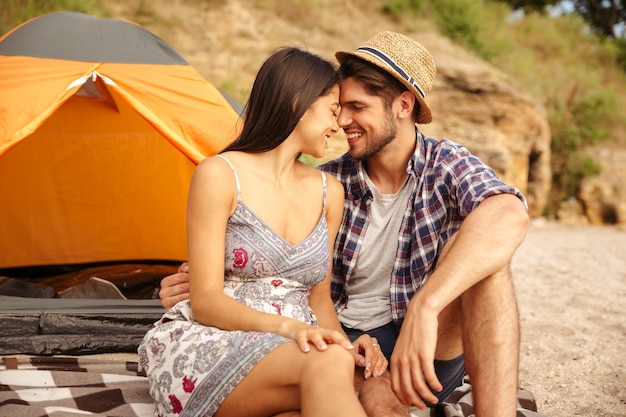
430,378,547,417
0,356,153,417
0,356,548,417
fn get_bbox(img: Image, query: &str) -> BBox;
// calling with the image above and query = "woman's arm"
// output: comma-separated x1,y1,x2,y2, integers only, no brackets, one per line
308,176,387,377
187,158,352,352
308,175,344,332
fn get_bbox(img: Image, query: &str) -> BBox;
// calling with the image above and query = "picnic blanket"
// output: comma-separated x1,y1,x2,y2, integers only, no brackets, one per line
0,356,152,417
0,356,549,417
429,378,547,417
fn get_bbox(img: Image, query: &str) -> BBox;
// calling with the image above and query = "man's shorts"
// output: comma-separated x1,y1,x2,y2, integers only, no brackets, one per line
342,321,465,405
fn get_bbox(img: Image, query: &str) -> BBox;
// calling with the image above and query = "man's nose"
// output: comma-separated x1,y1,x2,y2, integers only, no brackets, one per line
337,108,350,128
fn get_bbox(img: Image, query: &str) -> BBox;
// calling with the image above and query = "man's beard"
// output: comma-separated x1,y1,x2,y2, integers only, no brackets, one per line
351,110,397,161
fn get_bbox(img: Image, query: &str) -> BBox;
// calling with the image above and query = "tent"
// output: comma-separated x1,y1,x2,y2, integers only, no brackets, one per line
0,11,242,270
0,11,242,354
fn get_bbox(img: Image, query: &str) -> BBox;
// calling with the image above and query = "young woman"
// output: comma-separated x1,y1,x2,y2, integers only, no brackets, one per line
139,47,370,417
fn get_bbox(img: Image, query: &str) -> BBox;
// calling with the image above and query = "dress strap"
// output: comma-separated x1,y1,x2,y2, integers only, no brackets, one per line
215,154,241,201
321,171,327,210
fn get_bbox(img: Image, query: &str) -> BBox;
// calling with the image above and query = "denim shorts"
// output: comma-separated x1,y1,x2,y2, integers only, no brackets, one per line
342,321,465,405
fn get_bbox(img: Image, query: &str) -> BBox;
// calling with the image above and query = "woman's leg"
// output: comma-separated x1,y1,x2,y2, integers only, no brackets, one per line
214,342,366,417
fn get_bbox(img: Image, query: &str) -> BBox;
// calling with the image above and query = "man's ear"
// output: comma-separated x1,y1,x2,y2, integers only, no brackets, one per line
396,90,416,120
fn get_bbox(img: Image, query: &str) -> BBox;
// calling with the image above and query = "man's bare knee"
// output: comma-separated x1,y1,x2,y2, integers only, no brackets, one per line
358,373,410,417
359,372,392,397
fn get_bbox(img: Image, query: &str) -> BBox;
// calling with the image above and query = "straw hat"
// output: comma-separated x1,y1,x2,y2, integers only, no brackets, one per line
335,31,436,124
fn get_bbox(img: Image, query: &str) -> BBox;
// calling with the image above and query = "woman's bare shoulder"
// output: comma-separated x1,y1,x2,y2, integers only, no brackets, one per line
191,155,238,196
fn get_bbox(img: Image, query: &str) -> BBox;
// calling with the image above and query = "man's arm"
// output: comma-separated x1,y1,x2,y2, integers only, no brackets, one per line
159,262,190,310
412,193,528,313
390,193,529,407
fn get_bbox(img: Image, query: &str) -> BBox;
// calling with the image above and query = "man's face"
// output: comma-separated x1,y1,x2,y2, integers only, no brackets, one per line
337,77,397,161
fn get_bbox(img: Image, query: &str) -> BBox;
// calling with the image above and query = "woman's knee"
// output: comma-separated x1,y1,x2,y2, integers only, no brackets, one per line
303,344,354,376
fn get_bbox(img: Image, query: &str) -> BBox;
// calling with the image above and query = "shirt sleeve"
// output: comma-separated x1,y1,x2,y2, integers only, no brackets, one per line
437,140,527,218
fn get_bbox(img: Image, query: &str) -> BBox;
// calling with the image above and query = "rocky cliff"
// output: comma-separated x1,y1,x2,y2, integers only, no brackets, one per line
104,0,625,224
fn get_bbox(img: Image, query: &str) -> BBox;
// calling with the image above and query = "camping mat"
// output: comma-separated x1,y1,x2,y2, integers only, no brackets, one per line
0,356,549,417
0,295,164,356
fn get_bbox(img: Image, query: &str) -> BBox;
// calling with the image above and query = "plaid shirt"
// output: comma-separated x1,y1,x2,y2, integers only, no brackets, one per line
318,130,527,328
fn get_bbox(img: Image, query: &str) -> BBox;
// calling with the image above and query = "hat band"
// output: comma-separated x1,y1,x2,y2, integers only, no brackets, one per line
356,46,426,99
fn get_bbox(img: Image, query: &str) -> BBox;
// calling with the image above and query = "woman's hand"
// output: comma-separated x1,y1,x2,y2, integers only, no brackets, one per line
352,334,388,379
282,322,354,353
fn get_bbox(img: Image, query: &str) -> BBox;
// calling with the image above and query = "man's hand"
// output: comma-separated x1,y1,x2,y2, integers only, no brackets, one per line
159,262,190,310
389,302,441,408
352,334,388,379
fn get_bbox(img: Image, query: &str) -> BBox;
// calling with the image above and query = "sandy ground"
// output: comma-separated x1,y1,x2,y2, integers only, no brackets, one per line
98,223,626,417
125,221,622,417
18,222,623,417
513,221,626,417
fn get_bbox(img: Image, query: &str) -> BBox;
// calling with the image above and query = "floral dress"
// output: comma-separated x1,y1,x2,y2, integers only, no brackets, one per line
138,156,330,417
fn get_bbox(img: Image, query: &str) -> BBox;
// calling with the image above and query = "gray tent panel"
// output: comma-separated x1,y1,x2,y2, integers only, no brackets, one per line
0,11,187,64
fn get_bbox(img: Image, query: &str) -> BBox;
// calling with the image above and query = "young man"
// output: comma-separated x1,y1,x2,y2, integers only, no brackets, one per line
159,32,529,417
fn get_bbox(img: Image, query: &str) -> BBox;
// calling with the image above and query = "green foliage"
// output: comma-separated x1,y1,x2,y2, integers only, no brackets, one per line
614,38,626,72
382,0,427,18
383,0,508,61
0,0,104,35
431,0,486,57
493,0,558,14
495,0,626,39
480,5,621,212
548,90,614,204
550,153,603,208
551,93,614,153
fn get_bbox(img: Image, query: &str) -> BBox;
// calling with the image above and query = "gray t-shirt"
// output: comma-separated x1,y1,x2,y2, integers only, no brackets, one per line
338,171,412,331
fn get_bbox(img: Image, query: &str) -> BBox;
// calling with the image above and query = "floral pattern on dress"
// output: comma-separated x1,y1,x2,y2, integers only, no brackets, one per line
232,247,248,269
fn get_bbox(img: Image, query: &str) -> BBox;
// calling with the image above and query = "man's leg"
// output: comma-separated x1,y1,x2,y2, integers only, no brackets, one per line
344,324,410,417
435,234,520,417
356,371,410,417
460,264,520,417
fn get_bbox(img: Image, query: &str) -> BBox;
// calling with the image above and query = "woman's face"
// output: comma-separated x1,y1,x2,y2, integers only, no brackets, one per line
296,85,340,159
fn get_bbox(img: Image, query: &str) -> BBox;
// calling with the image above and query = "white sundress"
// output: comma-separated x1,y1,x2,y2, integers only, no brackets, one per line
138,156,330,416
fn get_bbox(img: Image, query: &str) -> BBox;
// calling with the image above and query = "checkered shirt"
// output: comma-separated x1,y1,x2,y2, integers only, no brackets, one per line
318,130,527,327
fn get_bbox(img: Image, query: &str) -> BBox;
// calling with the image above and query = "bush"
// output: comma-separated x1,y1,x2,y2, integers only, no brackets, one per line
549,90,615,204
432,0,486,56
383,0,427,18
0,0,103,35
613,38,626,73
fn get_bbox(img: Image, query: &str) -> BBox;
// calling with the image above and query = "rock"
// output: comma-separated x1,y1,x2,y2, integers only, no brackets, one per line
419,34,552,218
579,145,626,225
555,197,589,226
578,177,625,225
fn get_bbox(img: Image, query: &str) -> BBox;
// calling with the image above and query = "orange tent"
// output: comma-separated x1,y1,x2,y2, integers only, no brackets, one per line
0,11,242,269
